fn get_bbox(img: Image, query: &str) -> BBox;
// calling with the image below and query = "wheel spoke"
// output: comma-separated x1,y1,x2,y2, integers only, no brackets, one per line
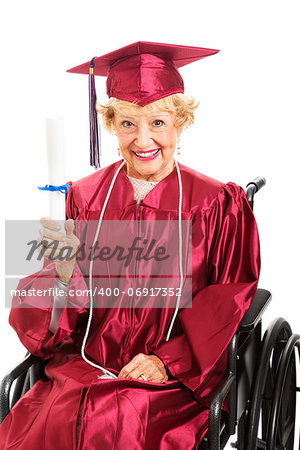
256,437,267,449
276,421,283,446
282,417,295,446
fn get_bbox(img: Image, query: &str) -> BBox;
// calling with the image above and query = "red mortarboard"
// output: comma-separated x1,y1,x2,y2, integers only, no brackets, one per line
67,41,219,168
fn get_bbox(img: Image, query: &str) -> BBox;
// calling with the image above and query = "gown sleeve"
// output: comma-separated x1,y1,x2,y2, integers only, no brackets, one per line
152,182,260,396
9,182,89,359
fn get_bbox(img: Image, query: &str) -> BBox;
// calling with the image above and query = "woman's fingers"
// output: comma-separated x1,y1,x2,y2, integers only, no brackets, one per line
37,218,79,281
39,217,66,251
118,356,139,379
40,219,78,245
118,354,168,383
39,228,66,242
38,236,78,258
40,217,61,231
38,218,79,263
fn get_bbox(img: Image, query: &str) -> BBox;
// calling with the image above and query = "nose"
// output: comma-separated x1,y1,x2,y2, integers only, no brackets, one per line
134,124,153,149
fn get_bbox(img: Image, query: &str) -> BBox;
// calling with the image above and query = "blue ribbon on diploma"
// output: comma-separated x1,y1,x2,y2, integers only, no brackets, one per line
38,184,70,194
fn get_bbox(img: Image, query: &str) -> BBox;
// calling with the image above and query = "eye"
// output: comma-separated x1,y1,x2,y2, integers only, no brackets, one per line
153,119,164,127
121,120,134,128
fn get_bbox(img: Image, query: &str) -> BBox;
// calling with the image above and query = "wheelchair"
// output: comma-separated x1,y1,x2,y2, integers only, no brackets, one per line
1,177,299,450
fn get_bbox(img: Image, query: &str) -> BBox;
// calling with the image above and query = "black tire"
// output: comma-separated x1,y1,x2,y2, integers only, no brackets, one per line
245,318,293,450
266,333,299,450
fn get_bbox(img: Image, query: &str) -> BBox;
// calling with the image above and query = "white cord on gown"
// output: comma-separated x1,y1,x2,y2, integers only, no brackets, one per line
80,160,125,378
80,159,183,375
165,160,183,342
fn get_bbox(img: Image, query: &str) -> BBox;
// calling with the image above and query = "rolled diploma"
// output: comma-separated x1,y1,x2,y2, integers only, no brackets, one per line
45,117,66,220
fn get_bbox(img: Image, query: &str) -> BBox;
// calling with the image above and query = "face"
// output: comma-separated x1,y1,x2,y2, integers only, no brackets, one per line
113,107,179,182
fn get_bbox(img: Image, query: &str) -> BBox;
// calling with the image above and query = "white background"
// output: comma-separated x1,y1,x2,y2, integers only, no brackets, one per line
1,0,300,445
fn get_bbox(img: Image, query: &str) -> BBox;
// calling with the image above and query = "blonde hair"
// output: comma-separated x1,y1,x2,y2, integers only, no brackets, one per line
96,93,199,134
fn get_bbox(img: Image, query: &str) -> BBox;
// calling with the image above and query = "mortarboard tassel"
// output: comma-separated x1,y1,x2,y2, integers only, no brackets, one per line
89,57,101,169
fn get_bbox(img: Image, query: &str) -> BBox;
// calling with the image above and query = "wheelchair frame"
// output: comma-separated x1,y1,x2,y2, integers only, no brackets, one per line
1,177,299,450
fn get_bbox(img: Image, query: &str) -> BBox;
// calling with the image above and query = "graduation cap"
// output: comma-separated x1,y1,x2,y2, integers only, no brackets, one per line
67,41,219,169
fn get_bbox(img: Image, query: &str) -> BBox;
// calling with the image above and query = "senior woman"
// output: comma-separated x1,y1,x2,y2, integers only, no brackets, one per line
0,42,260,449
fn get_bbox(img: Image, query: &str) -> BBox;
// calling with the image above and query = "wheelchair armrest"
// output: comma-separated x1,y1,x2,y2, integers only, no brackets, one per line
0,353,44,424
237,288,272,332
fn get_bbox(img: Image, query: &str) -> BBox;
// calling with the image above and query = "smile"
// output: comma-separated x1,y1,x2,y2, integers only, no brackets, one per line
133,149,161,161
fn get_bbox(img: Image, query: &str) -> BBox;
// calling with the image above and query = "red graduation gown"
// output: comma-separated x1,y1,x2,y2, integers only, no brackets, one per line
0,161,260,449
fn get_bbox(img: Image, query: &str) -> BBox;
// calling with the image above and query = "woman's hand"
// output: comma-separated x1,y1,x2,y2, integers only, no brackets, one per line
118,353,168,383
39,217,80,284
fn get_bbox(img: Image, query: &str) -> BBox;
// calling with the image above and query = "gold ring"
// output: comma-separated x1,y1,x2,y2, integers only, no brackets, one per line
140,374,147,381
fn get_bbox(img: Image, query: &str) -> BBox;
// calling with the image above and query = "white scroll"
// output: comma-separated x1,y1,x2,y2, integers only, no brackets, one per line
45,116,66,220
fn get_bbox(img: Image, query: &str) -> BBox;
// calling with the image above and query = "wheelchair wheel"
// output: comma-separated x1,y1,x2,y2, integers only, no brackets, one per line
266,333,300,450
245,317,294,450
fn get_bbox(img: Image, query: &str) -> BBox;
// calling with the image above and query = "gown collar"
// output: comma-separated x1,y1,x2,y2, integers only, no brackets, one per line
118,162,179,210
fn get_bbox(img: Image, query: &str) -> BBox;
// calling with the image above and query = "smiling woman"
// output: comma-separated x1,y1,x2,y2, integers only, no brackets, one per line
0,42,260,449
97,94,199,181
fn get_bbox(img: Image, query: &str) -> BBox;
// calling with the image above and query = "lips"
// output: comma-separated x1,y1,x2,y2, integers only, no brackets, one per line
133,149,161,161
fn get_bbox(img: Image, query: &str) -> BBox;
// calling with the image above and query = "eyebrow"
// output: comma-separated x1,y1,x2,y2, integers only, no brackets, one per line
117,113,170,120
149,113,170,118
117,115,136,121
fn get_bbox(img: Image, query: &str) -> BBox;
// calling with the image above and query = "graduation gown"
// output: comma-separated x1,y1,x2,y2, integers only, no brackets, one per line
0,161,260,449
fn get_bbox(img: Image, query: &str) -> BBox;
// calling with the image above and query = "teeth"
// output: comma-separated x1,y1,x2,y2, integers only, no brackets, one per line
135,149,159,157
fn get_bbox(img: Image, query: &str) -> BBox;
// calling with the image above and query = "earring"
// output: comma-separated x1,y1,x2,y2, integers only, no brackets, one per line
117,148,121,156
176,137,181,155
